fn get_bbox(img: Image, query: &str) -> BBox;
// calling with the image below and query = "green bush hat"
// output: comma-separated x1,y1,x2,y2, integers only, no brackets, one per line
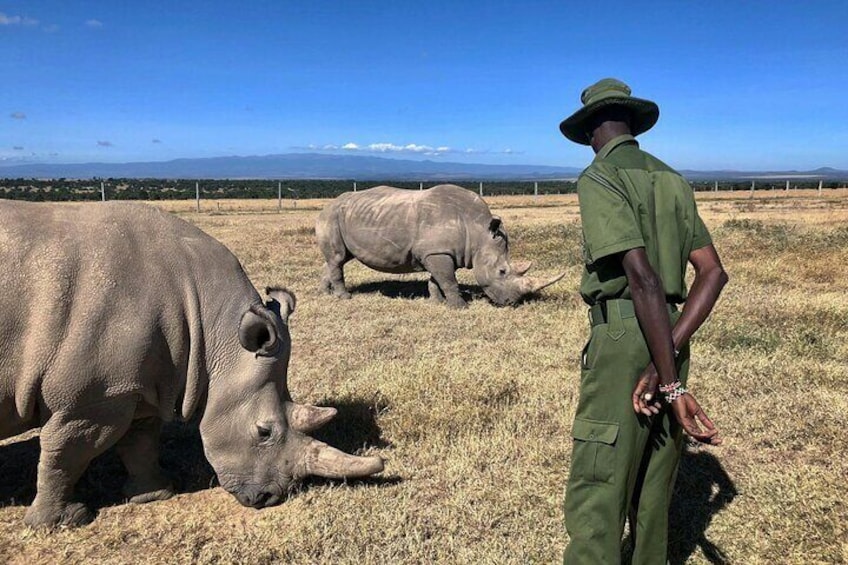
559,78,660,145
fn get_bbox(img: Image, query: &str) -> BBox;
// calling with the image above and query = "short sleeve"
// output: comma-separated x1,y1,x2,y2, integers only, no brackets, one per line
691,201,713,250
577,167,644,264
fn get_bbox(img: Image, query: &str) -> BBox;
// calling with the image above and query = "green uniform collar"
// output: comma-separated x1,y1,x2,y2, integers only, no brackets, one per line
595,134,638,161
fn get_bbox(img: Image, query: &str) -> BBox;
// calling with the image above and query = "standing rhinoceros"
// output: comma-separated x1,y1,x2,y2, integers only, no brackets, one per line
0,201,383,528
316,184,564,307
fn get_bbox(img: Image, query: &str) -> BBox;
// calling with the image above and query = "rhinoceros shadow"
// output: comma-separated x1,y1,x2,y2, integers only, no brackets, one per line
346,279,554,306
0,398,395,513
347,279,478,301
621,447,738,565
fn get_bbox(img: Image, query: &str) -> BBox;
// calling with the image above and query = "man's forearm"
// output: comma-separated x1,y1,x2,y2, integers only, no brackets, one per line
631,278,678,386
670,263,729,352
621,248,678,387
635,245,728,370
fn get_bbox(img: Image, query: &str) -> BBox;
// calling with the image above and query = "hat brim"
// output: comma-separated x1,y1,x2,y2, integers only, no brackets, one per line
559,97,659,145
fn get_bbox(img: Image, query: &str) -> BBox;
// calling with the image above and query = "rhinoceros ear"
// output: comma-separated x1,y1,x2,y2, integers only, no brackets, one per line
238,305,280,355
489,216,502,235
265,287,296,325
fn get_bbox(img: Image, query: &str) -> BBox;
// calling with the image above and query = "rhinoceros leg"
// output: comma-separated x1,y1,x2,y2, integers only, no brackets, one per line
25,395,136,528
427,277,446,303
115,416,174,504
320,259,352,299
423,254,467,308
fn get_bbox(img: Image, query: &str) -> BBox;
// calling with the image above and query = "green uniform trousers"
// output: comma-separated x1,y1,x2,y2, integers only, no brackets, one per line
564,299,687,565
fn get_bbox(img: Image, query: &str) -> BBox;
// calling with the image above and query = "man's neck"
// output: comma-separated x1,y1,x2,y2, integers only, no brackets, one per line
590,122,632,154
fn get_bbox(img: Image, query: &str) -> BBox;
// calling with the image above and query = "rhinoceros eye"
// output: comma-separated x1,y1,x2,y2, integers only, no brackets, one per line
498,267,507,277
256,424,274,443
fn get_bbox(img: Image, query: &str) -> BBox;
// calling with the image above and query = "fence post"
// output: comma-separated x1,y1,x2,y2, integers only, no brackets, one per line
278,181,282,212
818,180,823,195
785,180,790,191
534,181,538,198
196,181,200,212
419,182,423,191
714,181,718,192
353,181,357,192
750,180,755,198
101,181,105,201
479,181,483,197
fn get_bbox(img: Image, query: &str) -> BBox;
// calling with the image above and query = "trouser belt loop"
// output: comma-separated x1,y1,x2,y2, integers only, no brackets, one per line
607,299,626,340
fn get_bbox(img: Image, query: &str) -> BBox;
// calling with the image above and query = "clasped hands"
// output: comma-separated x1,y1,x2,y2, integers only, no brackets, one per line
631,363,722,445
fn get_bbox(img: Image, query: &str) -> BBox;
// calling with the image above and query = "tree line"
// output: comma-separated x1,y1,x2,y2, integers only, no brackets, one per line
0,177,842,202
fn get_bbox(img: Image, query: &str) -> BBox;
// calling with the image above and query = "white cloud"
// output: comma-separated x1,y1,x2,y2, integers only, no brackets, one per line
0,12,38,26
297,141,521,157
85,19,103,28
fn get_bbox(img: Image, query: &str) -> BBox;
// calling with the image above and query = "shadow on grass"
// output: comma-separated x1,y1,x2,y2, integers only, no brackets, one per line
668,448,738,564
621,447,738,564
347,279,477,301
0,397,393,515
347,279,557,306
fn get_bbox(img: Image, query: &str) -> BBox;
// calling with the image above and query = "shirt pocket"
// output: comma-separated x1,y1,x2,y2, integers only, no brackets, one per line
570,418,620,484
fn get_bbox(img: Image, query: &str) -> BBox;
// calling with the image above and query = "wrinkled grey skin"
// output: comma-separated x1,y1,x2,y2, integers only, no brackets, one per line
316,184,564,308
0,201,383,528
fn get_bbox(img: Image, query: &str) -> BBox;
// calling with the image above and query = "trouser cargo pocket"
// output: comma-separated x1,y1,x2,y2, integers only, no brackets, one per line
570,418,619,484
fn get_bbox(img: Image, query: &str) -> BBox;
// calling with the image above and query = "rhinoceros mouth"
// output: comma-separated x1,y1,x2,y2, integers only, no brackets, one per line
227,480,293,509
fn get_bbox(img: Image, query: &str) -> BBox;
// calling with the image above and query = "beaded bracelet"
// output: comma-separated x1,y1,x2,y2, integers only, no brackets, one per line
659,380,687,403
658,380,682,393
663,387,688,403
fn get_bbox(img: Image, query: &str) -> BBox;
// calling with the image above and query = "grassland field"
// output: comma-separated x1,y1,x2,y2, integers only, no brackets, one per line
0,188,846,564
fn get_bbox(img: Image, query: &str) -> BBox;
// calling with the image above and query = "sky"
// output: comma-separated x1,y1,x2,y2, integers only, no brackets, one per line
1,1,847,171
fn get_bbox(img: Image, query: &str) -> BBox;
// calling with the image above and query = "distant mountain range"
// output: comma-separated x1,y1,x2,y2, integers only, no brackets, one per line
0,153,845,181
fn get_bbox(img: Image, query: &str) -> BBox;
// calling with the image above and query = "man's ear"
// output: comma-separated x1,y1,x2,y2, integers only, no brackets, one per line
265,287,296,325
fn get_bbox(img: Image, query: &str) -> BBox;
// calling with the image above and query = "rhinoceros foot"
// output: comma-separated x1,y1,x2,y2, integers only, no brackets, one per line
24,501,94,529
124,477,175,504
446,297,469,309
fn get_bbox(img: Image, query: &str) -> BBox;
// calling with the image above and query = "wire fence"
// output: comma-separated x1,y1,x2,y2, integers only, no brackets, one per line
0,177,845,203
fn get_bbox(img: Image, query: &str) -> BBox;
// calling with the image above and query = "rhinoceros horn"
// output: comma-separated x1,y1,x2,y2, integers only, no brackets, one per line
512,260,533,276
297,437,385,479
520,271,567,295
287,403,338,433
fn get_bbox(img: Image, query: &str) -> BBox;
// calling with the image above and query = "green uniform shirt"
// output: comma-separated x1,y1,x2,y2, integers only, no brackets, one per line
577,134,712,305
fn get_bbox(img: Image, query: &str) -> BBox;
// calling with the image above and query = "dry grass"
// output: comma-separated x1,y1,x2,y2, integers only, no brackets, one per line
1,189,847,564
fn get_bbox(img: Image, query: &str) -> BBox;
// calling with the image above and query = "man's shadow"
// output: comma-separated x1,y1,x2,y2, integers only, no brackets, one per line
622,447,738,564
0,398,394,514
668,448,738,564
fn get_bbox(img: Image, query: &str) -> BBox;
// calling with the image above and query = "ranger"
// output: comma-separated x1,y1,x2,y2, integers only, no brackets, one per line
559,78,729,564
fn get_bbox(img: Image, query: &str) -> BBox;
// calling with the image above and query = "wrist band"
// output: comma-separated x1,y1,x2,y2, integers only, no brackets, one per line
659,380,682,393
659,380,687,403
664,387,687,403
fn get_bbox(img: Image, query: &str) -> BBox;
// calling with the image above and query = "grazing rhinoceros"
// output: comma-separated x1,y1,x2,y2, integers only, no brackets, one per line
316,184,564,308
0,201,383,528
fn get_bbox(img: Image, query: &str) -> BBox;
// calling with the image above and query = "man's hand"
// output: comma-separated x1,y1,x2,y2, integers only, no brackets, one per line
671,393,722,445
632,363,662,416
